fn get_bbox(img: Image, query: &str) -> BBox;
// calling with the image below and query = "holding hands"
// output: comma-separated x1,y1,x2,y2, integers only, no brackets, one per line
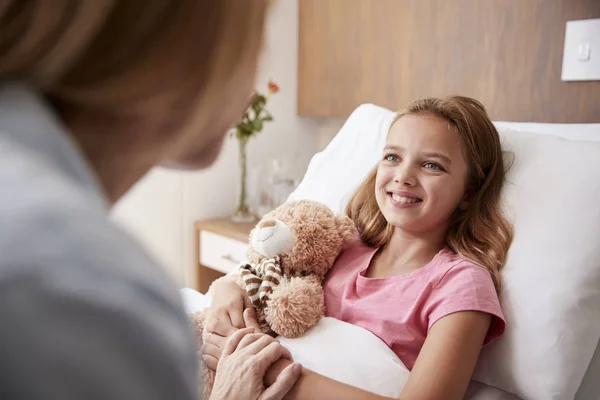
204,282,301,400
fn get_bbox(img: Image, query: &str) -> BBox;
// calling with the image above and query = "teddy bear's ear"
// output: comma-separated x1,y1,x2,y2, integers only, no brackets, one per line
336,214,358,246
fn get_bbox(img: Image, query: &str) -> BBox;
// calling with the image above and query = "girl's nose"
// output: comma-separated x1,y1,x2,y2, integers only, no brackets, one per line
394,166,417,186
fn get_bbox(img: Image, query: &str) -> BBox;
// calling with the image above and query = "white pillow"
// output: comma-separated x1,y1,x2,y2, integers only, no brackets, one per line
472,130,600,399
288,104,395,213
288,104,600,399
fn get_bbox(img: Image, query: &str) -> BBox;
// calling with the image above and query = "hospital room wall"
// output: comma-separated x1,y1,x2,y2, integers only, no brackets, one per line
110,0,320,288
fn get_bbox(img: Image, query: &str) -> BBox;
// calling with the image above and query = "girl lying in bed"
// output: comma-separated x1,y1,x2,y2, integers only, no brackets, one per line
202,96,514,400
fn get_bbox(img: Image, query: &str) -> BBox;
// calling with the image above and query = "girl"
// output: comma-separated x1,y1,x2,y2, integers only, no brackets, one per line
204,96,514,400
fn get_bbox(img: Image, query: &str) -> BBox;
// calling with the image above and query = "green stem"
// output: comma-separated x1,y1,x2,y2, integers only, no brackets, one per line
237,138,249,214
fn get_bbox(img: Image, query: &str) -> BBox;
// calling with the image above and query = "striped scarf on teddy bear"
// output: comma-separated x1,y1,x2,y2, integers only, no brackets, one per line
239,255,282,306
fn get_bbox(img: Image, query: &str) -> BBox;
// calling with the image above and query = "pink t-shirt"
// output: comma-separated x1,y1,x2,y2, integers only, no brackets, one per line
323,240,505,371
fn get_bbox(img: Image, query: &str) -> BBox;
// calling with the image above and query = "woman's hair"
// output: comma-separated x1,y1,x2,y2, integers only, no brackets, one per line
346,96,514,292
0,0,269,138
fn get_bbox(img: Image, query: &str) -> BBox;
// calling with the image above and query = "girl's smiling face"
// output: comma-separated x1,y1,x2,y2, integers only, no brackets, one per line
375,113,470,235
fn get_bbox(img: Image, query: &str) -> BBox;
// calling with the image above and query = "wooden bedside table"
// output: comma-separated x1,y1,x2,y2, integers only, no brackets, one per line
194,217,256,293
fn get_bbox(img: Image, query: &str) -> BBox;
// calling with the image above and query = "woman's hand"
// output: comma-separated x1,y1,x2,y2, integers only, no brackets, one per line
203,308,261,371
209,327,302,400
210,278,253,329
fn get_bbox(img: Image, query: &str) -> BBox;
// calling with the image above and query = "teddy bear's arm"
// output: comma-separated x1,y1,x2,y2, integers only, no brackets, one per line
264,275,325,338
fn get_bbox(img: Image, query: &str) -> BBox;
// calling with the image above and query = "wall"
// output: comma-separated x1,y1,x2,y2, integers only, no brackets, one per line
111,169,185,283
315,118,346,152
111,0,319,288
298,0,600,123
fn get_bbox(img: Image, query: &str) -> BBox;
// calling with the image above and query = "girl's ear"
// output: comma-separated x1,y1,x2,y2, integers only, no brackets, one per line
459,189,475,211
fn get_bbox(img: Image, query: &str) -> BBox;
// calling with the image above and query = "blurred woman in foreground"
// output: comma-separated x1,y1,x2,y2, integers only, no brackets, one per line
0,1,299,399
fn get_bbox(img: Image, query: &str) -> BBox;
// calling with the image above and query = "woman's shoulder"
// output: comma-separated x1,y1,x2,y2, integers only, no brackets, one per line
0,84,180,302
0,136,186,323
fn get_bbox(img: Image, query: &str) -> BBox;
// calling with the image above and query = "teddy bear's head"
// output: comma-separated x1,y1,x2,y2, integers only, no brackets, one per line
247,200,357,277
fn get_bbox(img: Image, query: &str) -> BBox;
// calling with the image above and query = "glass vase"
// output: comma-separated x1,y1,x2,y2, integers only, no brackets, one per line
232,137,257,223
255,158,299,217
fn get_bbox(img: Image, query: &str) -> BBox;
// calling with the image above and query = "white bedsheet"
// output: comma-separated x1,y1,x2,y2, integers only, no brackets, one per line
180,288,519,399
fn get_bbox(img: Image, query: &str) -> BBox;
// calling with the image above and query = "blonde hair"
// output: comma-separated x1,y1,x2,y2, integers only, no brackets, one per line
347,96,514,292
0,0,270,146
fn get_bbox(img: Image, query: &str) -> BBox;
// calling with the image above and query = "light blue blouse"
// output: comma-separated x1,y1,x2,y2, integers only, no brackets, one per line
0,82,198,399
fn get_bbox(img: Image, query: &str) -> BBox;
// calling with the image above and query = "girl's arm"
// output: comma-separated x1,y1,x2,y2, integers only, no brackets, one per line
398,311,491,400
264,359,393,400
264,311,491,400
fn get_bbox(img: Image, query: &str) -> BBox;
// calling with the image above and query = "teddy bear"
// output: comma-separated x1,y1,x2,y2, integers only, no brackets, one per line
189,199,357,399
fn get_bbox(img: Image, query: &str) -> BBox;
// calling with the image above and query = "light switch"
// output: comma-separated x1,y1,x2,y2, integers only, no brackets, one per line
578,41,590,61
561,18,600,81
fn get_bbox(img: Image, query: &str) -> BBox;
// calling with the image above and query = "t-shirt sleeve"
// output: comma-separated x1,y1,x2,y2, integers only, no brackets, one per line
0,268,200,400
427,260,506,345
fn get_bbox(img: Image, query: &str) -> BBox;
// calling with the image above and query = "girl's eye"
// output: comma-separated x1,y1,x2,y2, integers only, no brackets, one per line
424,162,443,171
384,154,399,162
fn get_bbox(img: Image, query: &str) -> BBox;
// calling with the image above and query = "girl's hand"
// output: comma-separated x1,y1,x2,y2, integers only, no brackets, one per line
210,278,254,329
210,327,301,400
203,308,263,371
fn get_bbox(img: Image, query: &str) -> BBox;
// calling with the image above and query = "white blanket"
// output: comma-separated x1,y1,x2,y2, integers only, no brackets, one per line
180,288,519,399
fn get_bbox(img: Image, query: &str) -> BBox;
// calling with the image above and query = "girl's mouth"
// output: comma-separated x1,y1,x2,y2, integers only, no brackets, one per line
389,193,422,204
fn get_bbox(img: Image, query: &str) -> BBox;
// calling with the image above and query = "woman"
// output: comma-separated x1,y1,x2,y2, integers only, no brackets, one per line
0,1,299,399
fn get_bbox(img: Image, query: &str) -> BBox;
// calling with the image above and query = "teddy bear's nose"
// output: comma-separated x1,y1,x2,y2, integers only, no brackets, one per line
252,218,295,257
259,219,277,229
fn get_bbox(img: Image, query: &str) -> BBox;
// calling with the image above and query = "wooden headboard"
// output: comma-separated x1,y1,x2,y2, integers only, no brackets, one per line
298,0,600,123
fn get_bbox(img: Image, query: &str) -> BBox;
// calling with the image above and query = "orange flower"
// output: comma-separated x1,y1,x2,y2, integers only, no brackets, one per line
268,80,279,94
